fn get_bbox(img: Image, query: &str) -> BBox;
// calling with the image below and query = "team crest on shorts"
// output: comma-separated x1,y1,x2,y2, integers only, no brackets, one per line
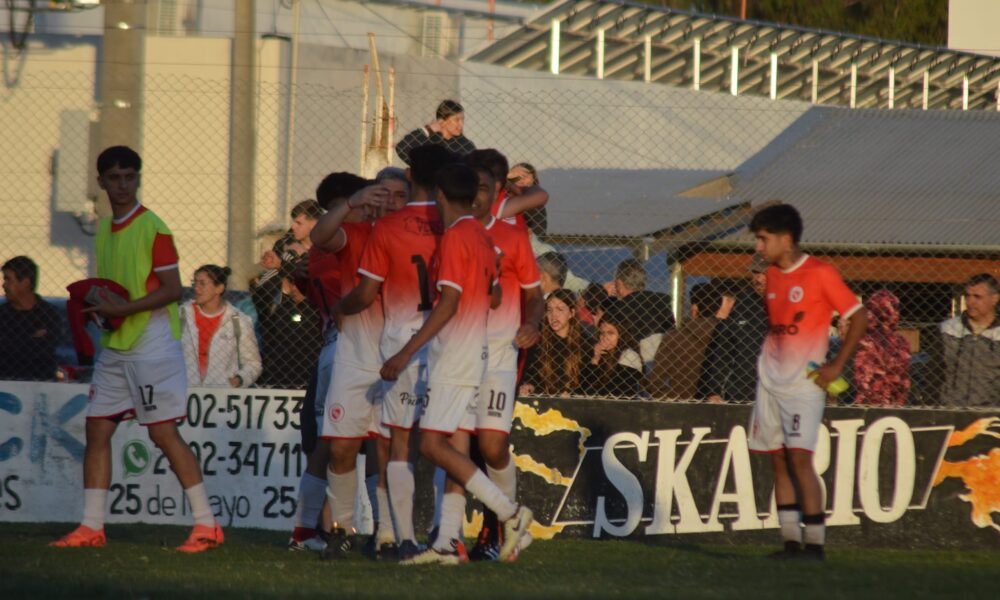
329,403,346,422
788,286,804,303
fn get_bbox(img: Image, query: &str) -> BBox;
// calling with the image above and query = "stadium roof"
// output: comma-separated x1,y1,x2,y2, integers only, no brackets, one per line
723,106,1000,249
470,0,1000,110
537,168,743,238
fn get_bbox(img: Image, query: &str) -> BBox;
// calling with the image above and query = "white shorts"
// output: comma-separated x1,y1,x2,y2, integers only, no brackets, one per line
748,378,825,453
381,358,428,432
314,333,338,432
422,382,477,435
88,347,188,426
322,362,384,440
477,370,517,434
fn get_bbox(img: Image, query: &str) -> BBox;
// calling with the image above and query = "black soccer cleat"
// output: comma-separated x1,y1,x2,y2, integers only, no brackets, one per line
396,539,420,562
766,540,802,560
319,526,353,561
468,525,500,562
802,544,825,561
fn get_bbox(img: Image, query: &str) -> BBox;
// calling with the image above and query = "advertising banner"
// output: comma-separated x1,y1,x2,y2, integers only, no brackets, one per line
3,382,1000,549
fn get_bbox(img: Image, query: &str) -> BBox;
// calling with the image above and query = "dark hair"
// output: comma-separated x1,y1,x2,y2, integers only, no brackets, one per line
537,252,568,287
510,162,539,185
465,149,509,189
538,288,584,394
2,256,38,291
97,146,142,175
290,199,323,220
966,273,1000,295
435,163,478,207
749,203,803,245
436,99,464,120
689,282,722,316
470,164,496,190
195,264,232,289
593,306,640,386
315,172,369,210
409,144,459,191
615,258,647,292
582,282,609,315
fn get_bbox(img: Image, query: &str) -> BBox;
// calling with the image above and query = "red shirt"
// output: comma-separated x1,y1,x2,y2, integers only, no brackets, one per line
306,246,341,330
193,306,224,377
761,255,862,387
358,202,442,357
489,189,527,230
428,216,497,386
335,221,383,370
484,217,540,369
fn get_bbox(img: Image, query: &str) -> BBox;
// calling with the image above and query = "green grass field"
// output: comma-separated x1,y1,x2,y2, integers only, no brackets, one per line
2,523,998,599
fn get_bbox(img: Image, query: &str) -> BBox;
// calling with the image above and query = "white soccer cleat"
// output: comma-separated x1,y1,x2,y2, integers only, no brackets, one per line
400,539,468,566
499,506,533,562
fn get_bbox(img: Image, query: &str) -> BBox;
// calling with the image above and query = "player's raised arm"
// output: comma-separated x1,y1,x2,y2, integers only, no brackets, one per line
498,185,548,220
311,185,388,252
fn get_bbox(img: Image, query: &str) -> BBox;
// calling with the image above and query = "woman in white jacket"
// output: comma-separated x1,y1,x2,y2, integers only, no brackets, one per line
181,265,262,387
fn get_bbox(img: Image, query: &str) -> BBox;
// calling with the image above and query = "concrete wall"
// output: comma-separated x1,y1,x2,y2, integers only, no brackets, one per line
948,0,1000,57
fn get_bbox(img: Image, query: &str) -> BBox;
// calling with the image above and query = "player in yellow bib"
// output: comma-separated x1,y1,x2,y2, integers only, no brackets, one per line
51,146,223,553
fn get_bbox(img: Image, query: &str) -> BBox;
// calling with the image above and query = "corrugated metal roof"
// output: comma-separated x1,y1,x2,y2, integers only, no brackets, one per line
539,168,739,237
730,107,1000,247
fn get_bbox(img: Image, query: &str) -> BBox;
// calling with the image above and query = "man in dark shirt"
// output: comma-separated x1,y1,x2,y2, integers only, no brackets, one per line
0,256,62,381
395,99,476,165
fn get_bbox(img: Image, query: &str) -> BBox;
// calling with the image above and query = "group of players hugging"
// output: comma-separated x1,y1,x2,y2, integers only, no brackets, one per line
50,134,863,564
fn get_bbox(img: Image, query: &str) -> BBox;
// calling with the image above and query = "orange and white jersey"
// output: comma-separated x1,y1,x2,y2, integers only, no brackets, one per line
760,255,862,388
358,202,442,359
485,217,540,370
428,216,497,386
335,221,384,371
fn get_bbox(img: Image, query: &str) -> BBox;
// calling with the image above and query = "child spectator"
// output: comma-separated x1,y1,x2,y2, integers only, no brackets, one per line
579,307,643,398
520,289,595,396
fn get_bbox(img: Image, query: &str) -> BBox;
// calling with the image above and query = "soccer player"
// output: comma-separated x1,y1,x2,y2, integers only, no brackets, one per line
464,160,545,560
748,204,866,561
51,146,223,552
333,144,456,560
310,169,409,560
287,173,367,553
466,149,548,230
384,163,533,565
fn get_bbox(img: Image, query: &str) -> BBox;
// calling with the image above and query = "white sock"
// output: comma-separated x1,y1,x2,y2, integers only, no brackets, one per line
777,505,802,543
387,461,416,543
433,492,467,552
465,470,516,522
326,468,357,530
486,459,517,501
804,524,825,545
185,483,215,527
375,486,395,542
295,473,327,530
82,488,107,530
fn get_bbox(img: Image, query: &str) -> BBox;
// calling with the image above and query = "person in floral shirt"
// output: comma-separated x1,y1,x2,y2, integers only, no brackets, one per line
853,289,911,406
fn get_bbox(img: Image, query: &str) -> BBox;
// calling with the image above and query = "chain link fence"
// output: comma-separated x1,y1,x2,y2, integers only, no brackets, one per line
1,61,998,410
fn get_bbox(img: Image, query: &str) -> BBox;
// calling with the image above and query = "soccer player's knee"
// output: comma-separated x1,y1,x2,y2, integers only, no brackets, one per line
419,435,442,461
147,425,180,449
480,440,509,469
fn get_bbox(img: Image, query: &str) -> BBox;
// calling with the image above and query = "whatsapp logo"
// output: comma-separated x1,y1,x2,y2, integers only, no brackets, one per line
122,440,151,477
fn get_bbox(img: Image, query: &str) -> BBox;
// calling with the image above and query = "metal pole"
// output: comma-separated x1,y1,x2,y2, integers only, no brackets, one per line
671,261,685,329
810,59,819,103
643,35,652,83
227,0,257,291
693,38,700,90
550,19,560,75
96,0,145,219
596,29,605,79
769,51,777,100
850,63,857,108
962,75,969,110
282,0,301,225
730,46,738,96
922,71,929,110
888,66,895,109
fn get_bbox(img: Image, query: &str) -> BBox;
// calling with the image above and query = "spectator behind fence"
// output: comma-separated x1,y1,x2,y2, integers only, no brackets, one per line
507,162,547,237
259,199,323,290
181,265,261,388
578,305,643,398
580,282,609,325
850,289,911,406
937,273,1000,407
647,282,723,399
613,258,674,367
698,255,770,403
537,252,568,298
0,256,61,381
395,99,476,166
520,289,596,397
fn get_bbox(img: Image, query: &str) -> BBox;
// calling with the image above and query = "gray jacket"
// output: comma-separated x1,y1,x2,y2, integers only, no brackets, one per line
939,314,1000,407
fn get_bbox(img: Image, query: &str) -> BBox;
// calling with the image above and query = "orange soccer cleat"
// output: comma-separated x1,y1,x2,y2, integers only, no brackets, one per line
176,522,225,553
49,525,106,548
